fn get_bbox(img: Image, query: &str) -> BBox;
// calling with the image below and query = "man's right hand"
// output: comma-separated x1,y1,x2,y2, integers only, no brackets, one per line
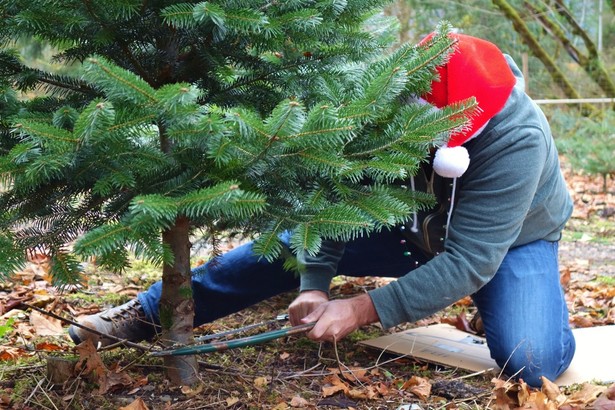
288,290,329,326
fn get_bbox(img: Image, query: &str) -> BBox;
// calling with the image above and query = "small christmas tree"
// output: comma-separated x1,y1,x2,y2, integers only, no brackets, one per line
554,110,614,195
0,1,472,385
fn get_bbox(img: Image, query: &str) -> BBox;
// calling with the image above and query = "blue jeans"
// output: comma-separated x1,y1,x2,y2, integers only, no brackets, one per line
138,229,575,387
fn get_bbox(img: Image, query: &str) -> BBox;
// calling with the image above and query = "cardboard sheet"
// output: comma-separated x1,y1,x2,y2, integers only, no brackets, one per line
360,324,615,386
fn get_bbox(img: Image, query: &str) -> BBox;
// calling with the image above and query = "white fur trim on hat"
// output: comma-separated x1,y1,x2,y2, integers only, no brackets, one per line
433,145,470,178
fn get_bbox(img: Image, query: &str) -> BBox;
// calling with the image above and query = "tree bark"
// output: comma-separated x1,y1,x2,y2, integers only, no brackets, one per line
526,0,615,99
491,0,597,113
159,216,199,386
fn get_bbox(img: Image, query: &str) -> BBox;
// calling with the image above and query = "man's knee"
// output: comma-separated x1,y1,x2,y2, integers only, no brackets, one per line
491,339,575,388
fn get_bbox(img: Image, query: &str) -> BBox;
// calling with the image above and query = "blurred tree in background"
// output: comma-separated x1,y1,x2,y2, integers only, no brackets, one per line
385,0,615,101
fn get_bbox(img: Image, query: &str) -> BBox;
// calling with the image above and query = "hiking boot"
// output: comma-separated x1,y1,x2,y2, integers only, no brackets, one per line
68,299,159,348
469,311,485,336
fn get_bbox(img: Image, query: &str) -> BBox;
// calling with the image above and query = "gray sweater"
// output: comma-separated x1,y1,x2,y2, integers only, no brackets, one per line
299,57,573,329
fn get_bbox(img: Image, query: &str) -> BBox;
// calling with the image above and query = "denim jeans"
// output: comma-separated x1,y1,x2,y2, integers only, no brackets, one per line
138,228,575,387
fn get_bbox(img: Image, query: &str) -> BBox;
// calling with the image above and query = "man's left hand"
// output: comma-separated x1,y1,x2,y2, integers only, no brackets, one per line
301,293,379,342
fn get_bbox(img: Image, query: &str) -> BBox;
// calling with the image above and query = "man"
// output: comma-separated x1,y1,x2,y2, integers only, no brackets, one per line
69,33,575,387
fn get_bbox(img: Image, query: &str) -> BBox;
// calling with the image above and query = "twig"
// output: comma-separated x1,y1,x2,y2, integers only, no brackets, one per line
451,367,495,381
62,377,82,409
24,378,57,410
37,378,59,410
332,337,366,388
24,378,42,406
280,363,324,380
497,339,525,381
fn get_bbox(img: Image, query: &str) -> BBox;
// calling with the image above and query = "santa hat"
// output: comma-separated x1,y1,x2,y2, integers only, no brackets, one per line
420,33,517,178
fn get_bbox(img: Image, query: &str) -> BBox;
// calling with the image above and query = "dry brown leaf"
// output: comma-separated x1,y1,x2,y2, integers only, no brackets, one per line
570,315,595,328
35,341,63,351
566,383,608,406
322,374,349,397
401,376,432,401
442,311,474,333
75,339,106,380
322,384,348,398
119,397,149,410
593,383,615,410
343,367,369,383
363,385,382,400
272,402,289,410
181,382,205,396
491,378,522,410
253,376,270,388
73,338,135,395
226,396,239,406
0,394,11,406
29,310,64,336
0,346,31,361
289,395,310,407
347,388,368,400
540,376,567,405
104,370,133,394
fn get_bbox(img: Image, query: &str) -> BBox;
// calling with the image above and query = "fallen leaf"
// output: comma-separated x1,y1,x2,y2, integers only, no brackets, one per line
491,378,523,410
29,310,63,336
347,388,368,400
272,402,289,410
253,376,270,388
119,397,149,410
226,396,239,406
0,346,31,361
0,393,11,406
322,374,349,397
74,339,107,382
290,395,310,407
328,366,369,383
566,383,608,406
35,341,63,351
541,376,566,405
104,367,133,393
74,339,131,395
593,383,615,410
442,312,474,333
181,383,204,396
401,376,432,401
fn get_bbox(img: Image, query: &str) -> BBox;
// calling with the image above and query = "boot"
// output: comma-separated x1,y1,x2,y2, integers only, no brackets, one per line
68,299,159,347
469,310,485,336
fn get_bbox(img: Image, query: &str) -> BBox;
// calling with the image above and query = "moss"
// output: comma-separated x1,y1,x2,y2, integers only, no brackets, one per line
596,275,615,286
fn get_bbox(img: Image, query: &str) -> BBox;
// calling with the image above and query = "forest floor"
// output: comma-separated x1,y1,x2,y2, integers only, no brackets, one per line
0,166,613,410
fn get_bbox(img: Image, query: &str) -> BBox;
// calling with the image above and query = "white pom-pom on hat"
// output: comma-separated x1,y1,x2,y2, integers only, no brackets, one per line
433,145,470,178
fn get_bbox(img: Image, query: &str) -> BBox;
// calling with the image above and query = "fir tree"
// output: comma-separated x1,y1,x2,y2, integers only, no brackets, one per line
0,1,473,385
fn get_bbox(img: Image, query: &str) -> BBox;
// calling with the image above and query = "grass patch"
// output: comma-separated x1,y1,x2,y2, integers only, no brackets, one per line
563,215,615,245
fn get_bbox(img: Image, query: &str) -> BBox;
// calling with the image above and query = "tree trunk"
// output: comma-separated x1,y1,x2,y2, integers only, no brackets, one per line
491,0,596,114
527,0,615,99
159,216,199,386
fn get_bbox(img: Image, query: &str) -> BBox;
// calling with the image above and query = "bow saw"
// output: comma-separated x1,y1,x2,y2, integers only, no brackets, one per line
22,302,314,357
152,314,315,357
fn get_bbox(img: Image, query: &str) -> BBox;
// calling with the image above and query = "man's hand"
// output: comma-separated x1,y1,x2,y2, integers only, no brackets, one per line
288,290,329,326
301,293,379,342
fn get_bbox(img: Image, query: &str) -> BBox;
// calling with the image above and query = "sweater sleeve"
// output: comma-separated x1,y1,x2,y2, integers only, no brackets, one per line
369,109,551,328
298,240,346,294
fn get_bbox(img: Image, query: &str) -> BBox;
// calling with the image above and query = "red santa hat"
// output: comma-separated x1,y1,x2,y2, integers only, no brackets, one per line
420,33,517,178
